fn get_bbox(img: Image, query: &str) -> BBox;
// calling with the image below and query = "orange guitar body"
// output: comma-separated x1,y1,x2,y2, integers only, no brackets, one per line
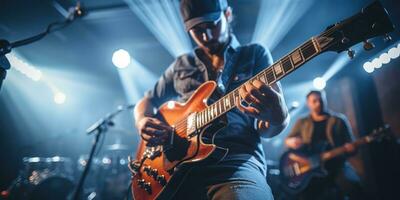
131,81,228,200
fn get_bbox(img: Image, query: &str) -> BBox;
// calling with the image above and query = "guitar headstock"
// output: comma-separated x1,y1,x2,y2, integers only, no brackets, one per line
316,1,395,56
369,124,391,142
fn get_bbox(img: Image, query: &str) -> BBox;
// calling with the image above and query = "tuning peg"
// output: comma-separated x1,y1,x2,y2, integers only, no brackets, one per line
347,49,355,59
341,37,350,44
363,40,375,51
383,34,392,42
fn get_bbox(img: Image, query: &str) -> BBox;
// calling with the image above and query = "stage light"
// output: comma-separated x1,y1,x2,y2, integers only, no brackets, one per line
363,61,374,73
291,101,300,108
6,53,43,81
116,58,157,103
112,49,131,69
313,77,326,90
371,58,382,69
388,47,400,59
124,0,191,57
252,0,314,50
322,53,353,82
378,53,390,64
54,92,66,104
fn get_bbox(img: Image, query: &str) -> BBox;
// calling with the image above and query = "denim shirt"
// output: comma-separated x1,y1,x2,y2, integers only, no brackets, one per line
145,36,274,182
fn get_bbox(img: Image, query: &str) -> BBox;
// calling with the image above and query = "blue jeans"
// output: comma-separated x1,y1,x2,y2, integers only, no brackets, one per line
172,170,274,200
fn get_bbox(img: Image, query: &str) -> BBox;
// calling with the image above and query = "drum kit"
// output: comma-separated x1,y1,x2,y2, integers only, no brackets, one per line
3,130,134,200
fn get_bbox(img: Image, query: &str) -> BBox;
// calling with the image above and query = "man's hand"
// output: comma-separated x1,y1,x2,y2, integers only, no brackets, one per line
285,137,303,149
136,117,172,146
344,143,356,153
237,79,285,124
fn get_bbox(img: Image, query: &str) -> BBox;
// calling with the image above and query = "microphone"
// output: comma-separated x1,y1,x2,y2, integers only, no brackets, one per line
288,101,300,113
67,1,86,21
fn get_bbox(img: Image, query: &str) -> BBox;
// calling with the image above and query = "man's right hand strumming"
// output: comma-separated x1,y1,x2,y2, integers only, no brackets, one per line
136,117,172,146
285,137,304,149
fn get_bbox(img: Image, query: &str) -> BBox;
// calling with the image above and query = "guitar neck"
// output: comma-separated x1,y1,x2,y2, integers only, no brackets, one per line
195,38,322,129
320,135,374,161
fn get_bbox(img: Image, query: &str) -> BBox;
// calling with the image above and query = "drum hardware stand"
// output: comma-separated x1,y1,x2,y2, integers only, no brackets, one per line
72,104,135,200
0,2,84,91
0,171,24,199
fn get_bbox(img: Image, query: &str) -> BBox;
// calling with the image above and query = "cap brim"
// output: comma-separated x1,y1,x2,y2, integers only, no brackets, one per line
0,56,10,70
185,12,223,31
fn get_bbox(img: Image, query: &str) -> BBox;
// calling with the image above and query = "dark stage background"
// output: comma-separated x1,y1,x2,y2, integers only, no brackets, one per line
1,0,400,199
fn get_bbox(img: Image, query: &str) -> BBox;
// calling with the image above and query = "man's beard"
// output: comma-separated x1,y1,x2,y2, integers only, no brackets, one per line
203,42,222,55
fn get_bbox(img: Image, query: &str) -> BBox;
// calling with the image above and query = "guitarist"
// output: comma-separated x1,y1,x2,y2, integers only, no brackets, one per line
133,0,289,199
285,90,364,200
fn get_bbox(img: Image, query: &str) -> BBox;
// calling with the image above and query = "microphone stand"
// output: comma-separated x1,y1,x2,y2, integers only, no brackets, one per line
0,2,84,91
72,104,135,200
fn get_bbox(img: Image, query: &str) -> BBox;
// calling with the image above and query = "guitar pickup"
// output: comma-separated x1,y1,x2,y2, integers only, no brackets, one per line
186,112,197,139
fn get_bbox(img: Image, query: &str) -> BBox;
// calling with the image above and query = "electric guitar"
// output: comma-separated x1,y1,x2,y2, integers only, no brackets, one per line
279,125,391,194
129,1,395,199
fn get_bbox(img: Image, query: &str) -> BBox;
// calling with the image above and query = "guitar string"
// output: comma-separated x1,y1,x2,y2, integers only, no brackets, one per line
169,26,341,132
172,41,323,132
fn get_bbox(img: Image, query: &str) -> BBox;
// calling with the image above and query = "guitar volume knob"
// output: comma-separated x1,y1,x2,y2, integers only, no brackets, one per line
144,182,152,194
157,175,167,186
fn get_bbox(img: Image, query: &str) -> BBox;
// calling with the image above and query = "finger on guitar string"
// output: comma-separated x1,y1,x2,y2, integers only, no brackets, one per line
235,95,260,118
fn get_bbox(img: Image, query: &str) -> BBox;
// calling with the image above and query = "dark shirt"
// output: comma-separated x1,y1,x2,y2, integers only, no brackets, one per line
310,119,329,153
145,36,274,183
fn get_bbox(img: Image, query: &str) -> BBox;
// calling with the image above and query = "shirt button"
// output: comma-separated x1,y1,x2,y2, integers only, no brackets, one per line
233,76,239,81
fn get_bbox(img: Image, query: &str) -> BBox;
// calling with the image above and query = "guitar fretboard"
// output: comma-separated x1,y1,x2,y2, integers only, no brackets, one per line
195,38,320,129
320,135,372,161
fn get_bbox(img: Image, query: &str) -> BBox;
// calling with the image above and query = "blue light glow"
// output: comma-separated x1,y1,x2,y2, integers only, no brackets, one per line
124,0,191,57
117,58,157,104
112,49,131,69
313,77,326,90
252,0,314,51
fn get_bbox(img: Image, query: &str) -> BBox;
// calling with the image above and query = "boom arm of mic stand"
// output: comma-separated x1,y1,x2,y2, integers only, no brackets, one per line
73,104,135,200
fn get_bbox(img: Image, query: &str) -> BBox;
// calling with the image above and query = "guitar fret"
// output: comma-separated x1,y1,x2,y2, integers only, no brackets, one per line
258,72,267,84
274,62,284,78
195,38,320,130
281,57,294,73
291,49,303,67
301,41,317,60
225,96,230,109
221,99,225,113
233,89,240,105
229,93,235,108
266,68,275,84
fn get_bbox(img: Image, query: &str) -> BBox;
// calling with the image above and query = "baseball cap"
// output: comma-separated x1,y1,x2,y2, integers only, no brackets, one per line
180,0,228,31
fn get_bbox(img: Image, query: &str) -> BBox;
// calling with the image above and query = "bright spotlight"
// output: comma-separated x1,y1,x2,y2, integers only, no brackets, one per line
112,49,131,69
378,53,391,64
54,92,66,104
363,62,374,73
388,47,400,59
291,101,300,108
6,53,43,81
313,77,326,90
371,58,382,69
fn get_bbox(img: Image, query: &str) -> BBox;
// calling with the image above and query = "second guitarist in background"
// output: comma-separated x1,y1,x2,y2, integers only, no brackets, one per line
285,90,365,200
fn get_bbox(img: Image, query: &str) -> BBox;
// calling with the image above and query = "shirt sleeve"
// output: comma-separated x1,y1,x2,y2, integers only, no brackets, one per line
287,119,302,138
144,62,177,108
253,44,273,74
338,115,355,144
